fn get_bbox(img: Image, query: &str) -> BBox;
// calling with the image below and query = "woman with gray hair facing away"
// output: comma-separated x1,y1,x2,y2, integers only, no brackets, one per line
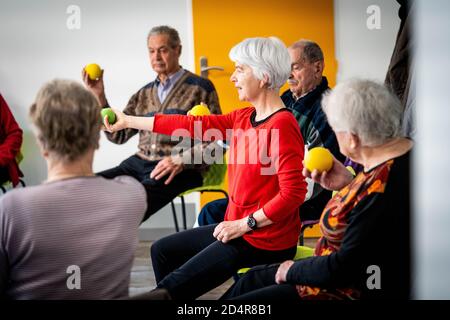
222,79,412,300
105,37,308,300
0,79,147,299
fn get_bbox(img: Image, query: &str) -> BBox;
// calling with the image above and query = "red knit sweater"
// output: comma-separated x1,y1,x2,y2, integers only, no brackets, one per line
0,94,23,186
154,107,307,250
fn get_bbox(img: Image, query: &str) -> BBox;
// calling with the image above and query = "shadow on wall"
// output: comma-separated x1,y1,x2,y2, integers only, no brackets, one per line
20,130,47,186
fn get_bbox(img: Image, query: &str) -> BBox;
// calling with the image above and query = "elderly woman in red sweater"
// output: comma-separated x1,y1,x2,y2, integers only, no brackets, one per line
105,37,307,299
0,94,23,187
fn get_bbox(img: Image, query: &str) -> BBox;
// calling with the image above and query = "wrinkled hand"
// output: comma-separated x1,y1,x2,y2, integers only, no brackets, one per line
302,155,353,191
102,109,128,133
150,156,184,185
81,68,106,104
213,219,248,243
275,260,295,284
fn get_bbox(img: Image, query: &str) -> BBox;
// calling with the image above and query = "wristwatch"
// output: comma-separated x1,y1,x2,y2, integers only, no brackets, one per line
247,213,257,230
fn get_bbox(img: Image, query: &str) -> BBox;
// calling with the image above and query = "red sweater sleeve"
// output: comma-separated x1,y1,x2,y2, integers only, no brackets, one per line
153,111,237,141
262,115,307,222
0,95,23,167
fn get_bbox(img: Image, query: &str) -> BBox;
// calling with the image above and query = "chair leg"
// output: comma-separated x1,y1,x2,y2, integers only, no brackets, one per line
1,185,6,194
299,233,304,246
170,201,179,232
180,196,187,230
299,225,306,246
19,179,26,187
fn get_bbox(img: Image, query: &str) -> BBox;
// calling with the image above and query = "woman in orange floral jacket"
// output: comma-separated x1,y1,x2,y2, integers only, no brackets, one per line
222,79,412,300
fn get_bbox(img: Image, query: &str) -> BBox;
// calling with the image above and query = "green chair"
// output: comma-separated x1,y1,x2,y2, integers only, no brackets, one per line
236,245,315,277
170,162,228,232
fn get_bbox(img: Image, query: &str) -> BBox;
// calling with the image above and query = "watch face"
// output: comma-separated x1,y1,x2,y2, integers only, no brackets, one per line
247,216,257,230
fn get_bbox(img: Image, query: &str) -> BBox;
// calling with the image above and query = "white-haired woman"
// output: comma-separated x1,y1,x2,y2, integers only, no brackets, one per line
0,80,147,299
105,37,308,299
222,79,412,300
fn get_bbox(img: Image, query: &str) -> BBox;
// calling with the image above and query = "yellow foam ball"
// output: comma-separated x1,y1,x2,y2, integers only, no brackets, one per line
304,147,333,173
85,63,102,80
188,103,210,116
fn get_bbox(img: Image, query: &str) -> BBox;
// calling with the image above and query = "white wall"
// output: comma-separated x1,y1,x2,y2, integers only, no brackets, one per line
414,0,450,299
334,0,401,82
0,0,198,230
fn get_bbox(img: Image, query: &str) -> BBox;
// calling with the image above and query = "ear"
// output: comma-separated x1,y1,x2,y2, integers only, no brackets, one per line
259,74,270,89
314,60,324,77
348,133,361,150
177,45,182,57
35,135,49,158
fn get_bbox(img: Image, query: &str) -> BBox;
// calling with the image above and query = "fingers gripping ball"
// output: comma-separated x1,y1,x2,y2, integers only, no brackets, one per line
304,147,333,173
101,108,116,125
187,102,210,116
85,63,102,80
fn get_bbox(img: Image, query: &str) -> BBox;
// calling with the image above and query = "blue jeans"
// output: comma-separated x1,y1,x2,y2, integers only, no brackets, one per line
197,198,228,226
151,224,296,300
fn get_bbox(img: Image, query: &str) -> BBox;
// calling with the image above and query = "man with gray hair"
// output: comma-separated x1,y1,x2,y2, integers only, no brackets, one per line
83,25,222,221
281,39,346,222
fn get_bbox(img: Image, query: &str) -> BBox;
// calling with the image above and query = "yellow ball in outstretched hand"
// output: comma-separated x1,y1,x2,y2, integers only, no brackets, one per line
304,147,333,173
85,63,102,80
187,102,210,116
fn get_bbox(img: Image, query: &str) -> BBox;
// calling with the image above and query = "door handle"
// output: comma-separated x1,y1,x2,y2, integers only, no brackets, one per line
200,56,224,78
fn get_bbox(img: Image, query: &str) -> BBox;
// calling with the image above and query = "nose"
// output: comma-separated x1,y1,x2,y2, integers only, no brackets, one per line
230,70,237,83
289,69,294,79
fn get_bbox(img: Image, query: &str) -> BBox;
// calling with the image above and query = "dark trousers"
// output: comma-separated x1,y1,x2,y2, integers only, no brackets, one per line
97,155,203,222
221,264,300,301
151,224,297,300
0,166,10,185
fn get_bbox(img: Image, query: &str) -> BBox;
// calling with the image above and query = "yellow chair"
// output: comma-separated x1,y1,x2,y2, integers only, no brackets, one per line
170,162,228,232
236,245,315,277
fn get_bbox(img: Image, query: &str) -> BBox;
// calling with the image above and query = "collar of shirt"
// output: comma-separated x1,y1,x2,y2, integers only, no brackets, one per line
157,68,185,103
293,85,318,101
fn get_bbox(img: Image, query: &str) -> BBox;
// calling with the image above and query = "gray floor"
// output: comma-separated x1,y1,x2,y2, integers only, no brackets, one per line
129,238,318,300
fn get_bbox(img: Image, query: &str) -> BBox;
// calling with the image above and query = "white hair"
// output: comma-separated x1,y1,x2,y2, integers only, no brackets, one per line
228,37,291,90
322,79,404,147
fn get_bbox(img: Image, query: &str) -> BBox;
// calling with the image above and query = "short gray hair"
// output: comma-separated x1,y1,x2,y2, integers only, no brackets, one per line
147,25,181,48
322,79,403,147
290,39,324,63
229,37,291,90
29,79,101,161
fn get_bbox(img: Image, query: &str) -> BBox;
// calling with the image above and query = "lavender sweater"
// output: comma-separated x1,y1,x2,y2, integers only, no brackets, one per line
0,176,146,300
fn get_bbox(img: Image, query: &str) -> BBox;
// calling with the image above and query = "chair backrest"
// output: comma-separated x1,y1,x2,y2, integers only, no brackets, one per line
202,162,227,187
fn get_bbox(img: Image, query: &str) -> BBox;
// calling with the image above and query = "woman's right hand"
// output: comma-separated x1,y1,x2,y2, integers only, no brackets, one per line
102,109,128,133
302,155,354,191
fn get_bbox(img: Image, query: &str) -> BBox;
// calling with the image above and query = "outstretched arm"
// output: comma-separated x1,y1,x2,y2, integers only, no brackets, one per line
103,109,155,132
